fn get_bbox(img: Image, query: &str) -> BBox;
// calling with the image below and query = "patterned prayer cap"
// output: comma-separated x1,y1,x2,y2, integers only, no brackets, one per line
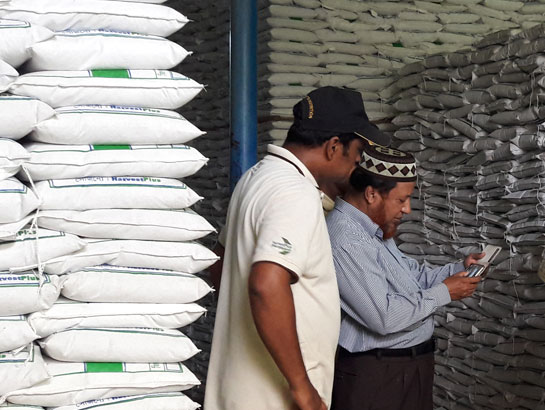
360,144,417,181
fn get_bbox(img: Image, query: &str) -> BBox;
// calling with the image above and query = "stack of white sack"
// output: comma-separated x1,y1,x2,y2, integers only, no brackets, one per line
0,299,204,407
0,140,32,240
0,239,65,405
0,109,66,405
0,17,55,140
0,139,73,403
0,269,62,402
0,0,214,408
0,344,50,402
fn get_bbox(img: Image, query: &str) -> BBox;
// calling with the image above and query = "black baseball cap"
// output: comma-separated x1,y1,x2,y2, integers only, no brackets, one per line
292,86,391,146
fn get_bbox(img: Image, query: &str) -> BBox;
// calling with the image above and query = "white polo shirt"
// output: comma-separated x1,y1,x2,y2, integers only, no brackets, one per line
204,144,341,410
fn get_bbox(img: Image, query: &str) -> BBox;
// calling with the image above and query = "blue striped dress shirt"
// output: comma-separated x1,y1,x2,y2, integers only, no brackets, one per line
326,198,464,353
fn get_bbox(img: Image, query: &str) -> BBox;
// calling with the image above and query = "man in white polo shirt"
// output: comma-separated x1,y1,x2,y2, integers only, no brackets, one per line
204,86,391,410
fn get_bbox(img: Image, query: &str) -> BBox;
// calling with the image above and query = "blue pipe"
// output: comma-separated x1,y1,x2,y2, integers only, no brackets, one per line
230,0,258,192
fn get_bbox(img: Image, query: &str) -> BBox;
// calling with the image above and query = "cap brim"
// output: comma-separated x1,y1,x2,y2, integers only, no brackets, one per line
355,124,391,147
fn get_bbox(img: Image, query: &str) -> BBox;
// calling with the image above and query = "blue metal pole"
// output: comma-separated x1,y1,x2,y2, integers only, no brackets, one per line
230,0,258,192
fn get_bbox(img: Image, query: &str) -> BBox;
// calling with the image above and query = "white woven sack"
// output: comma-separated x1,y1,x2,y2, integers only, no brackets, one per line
48,393,199,410
28,299,206,338
0,60,17,92
61,265,212,303
0,344,49,397
0,178,39,224
38,208,215,242
0,403,44,410
9,70,204,109
0,96,54,140
28,30,190,71
22,144,208,181
0,316,38,353
30,105,204,145
6,357,199,407
0,19,52,67
0,272,61,316
0,214,33,242
0,139,28,180
0,0,188,37
34,177,202,211
40,327,200,363
43,239,219,275
0,228,86,272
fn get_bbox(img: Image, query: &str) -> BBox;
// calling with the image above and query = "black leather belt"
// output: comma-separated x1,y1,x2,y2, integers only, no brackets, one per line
350,338,436,359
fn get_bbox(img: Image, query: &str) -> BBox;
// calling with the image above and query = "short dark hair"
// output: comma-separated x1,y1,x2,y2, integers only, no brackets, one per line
349,166,397,194
284,126,359,153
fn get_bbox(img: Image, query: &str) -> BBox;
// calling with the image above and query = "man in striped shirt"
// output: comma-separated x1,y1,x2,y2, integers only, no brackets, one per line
327,144,483,410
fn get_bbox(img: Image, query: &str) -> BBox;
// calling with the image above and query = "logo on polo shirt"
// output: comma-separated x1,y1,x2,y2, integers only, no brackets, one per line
272,237,292,255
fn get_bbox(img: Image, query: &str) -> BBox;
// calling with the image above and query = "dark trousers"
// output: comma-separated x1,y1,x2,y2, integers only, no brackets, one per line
331,347,434,410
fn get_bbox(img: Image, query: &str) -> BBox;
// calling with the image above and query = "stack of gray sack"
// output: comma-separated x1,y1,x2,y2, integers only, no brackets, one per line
390,23,545,410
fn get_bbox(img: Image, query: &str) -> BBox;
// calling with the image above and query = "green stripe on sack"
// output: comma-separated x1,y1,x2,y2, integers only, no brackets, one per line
85,362,124,373
92,145,132,151
91,69,130,79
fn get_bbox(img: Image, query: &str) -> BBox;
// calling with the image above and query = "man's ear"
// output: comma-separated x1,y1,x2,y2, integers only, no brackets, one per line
324,136,341,160
365,186,378,204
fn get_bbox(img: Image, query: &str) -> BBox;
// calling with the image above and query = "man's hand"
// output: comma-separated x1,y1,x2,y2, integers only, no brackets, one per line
443,271,481,300
249,262,326,410
291,382,327,410
463,252,485,269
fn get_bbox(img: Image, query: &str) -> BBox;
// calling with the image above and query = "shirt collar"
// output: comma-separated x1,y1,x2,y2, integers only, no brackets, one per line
267,144,319,189
333,197,385,239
